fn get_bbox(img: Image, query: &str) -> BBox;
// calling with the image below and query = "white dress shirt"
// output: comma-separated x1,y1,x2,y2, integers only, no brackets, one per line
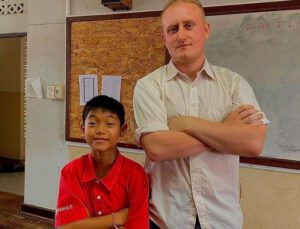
133,59,269,229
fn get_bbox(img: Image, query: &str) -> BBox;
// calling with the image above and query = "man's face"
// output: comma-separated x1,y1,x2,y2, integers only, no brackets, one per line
162,2,210,66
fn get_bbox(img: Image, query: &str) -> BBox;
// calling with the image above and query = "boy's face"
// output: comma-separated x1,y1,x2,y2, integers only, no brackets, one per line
82,108,126,155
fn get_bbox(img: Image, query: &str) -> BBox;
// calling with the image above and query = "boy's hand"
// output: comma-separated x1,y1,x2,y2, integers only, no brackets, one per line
114,208,128,226
224,105,263,126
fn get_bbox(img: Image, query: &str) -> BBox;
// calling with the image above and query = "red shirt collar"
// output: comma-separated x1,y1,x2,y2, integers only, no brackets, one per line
81,151,123,191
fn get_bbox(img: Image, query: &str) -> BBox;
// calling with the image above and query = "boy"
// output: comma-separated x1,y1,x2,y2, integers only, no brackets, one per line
55,95,149,229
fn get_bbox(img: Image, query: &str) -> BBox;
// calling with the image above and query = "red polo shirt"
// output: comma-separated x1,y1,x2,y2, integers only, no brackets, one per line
55,151,149,228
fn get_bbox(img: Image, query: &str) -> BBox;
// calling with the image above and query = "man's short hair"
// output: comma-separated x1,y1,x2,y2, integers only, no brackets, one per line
162,0,205,17
82,95,125,126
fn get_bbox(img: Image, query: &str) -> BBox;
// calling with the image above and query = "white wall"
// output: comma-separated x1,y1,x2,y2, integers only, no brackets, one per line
0,0,27,34
24,0,68,209
69,0,286,16
0,14,27,34
201,0,284,6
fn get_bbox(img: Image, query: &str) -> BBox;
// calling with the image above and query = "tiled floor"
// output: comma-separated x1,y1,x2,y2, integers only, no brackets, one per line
0,172,24,196
0,172,54,228
0,159,54,228
0,191,54,228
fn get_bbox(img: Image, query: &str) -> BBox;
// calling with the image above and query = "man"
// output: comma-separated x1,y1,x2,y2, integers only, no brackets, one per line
133,0,269,229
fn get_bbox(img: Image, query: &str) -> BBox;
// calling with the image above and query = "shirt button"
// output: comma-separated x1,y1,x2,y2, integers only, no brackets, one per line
98,211,102,215
97,195,101,200
95,180,100,184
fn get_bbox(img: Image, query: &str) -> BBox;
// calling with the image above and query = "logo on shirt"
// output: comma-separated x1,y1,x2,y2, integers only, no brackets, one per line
56,204,73,214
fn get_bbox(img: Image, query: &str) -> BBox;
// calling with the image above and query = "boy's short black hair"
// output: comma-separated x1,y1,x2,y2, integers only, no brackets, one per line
82,95,125,126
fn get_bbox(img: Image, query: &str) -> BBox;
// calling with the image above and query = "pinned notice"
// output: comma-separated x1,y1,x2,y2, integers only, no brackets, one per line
25,77,43,99
101,75,122,101
79,74,98,106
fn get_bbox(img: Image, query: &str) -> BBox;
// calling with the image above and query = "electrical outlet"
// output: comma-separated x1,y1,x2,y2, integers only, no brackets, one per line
47,86,56,99
47,85,64,100
54,85,64,100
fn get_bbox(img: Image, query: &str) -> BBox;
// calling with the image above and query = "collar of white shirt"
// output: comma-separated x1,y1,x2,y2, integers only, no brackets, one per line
165,58,216,82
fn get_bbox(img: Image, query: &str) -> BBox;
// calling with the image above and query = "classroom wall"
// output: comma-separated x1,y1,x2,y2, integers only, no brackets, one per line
2,0,297,228
69,0,285,15
0,38,24,160
240,167,300,229
0,38,20,92
0,0,27,34
24,0,68,209
19,37,26,160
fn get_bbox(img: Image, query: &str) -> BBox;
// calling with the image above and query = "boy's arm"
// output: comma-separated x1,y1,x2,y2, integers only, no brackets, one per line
56,167,128,229
55,167,90,227
124,167,149,229
168,105,267,157
58,209,128,229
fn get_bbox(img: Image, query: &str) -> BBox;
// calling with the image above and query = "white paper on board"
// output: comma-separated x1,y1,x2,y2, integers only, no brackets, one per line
79,74,98,106
101,75,122,101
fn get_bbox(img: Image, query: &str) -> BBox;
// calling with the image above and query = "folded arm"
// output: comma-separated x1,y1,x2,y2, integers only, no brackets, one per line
141,130,209,161
124,168,149,228
168,105,267,157
134,81,209,162
58,208,128,229
56,167,128,229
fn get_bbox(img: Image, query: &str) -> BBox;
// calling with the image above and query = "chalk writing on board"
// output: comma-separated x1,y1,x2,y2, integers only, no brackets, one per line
206,10,300,161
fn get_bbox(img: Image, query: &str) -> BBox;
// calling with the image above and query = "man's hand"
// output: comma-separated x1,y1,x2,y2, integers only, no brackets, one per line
224,105,263,126
168,105,264,132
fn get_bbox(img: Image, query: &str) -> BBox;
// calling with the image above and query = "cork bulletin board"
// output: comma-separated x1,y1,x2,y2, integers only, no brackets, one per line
66,12,167,148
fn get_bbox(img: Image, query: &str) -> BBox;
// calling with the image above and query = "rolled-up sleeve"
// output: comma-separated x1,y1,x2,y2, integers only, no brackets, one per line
133,78,169,145
232,74,270,124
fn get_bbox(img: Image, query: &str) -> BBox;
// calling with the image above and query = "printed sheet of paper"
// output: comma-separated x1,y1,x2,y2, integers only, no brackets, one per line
101,75,122,101
79,74,98,106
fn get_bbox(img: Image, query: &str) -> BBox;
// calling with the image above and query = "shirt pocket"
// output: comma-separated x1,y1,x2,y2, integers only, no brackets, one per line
200,105,231,122
165,95,186,118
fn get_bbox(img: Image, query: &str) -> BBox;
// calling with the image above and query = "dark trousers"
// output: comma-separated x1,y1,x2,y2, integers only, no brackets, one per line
150,216,201,229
